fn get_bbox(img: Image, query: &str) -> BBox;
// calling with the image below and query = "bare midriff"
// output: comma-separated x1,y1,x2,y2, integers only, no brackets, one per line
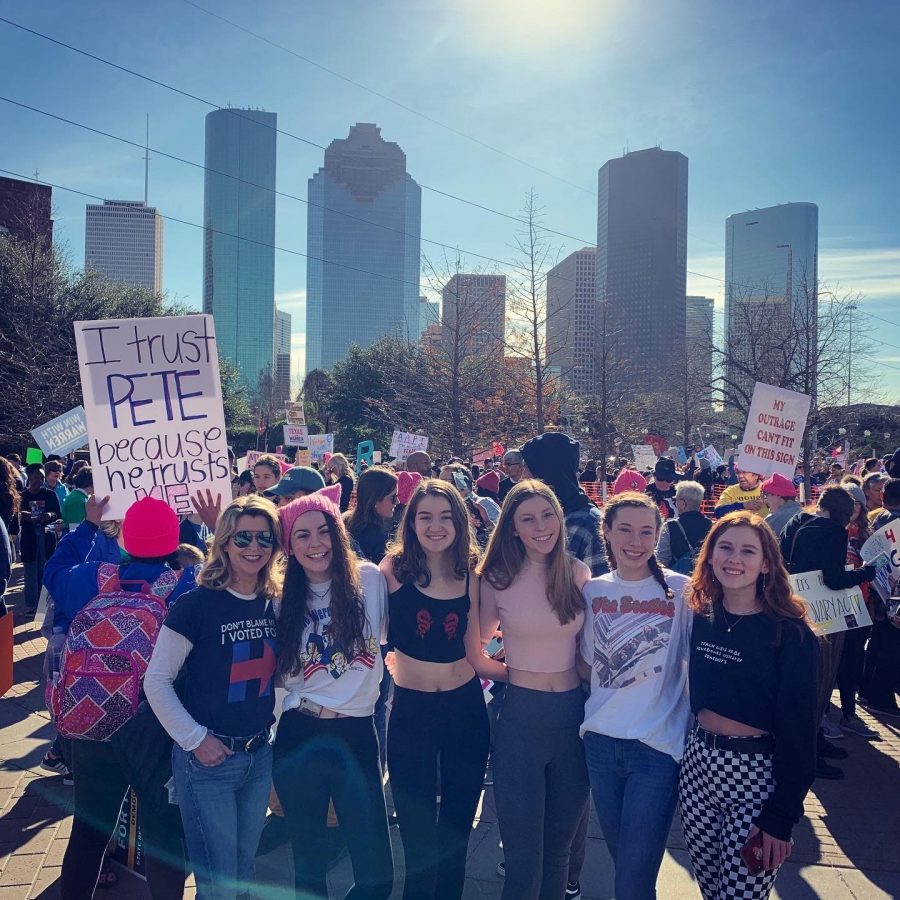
698,708,769,737
392,650,476,693
508,666,581,692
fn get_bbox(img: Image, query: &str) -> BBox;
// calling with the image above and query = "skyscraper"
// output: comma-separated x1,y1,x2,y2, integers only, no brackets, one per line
306,123,421,372
274,308,292,404
203,108,277,388
686,295,715,392
85,200,163,293
546,247,596,395
596,148,688,390
0,175,52,246
441,274,506,361
724,203,818,402
419,295,441,337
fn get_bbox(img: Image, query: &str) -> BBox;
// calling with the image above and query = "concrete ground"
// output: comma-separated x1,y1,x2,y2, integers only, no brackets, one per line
1,562,898,899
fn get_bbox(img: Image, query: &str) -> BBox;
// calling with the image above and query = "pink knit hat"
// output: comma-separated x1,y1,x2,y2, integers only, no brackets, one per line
476,470,501,495
278,484,343,540
396,470,423,506
121,497,180,558
760,473,797,498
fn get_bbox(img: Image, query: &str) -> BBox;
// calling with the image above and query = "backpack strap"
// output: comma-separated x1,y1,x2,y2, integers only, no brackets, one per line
96,562,121,594
149,568,180,600
671,519,692,559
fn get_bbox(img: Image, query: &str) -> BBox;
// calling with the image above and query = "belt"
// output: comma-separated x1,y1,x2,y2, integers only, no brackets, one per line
210,729,271,753
292,701,351,720
619,665,663,689
692,722,773,755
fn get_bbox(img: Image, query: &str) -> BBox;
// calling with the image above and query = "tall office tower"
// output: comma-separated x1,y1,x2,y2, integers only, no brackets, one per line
419,295,441,337
724,203,818,403
274,308,292,404
203,108,277,388
0,175,53,246
686,295,715,392
306,123,421,372
596,148,688,391
85,200,163,293
546,247,597,396
441,274,506,361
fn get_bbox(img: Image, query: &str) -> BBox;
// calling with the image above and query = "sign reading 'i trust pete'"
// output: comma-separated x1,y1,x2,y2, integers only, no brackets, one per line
73,314,231,520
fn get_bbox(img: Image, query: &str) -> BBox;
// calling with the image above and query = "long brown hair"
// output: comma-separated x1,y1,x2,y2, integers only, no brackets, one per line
601,492,673,599
277,509,365,677
0,457,21,527
387,479,476,587
477,480,583,625
344,466,398,536
688,511,808,625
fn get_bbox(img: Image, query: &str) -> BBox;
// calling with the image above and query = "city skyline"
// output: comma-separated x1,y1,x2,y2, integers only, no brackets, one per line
84,199,163,293
2,1,898,398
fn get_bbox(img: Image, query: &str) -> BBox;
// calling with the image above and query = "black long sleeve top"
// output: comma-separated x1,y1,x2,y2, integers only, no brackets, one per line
780,513,875,589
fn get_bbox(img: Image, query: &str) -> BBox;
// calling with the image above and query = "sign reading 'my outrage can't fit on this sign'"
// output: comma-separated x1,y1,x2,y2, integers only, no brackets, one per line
74,314,231,521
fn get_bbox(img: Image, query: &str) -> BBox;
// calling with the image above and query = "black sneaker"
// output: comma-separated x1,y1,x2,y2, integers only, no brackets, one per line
815,758,844,780
41,751,67,774
817,738,848,760
62,769,74,787
255,814,290,856
565,882,581,900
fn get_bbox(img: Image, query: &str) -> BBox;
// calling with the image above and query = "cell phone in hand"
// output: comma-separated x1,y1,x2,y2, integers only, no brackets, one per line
740,830,765,875
483,636,504,659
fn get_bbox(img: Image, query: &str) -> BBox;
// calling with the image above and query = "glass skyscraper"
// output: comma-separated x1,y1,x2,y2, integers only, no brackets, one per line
306,123,421,373
203,108,277,388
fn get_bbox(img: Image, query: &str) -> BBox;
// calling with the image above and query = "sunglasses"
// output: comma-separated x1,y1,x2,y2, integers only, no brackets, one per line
232,530,276,549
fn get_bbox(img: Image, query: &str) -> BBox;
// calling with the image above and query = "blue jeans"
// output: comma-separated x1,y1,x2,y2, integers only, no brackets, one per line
583,733,680,900
172,742,272,900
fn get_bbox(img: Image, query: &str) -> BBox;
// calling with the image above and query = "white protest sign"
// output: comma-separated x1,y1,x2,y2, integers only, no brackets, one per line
286,401,305,426
788,570,873,635
861,520,900,603
31,405,89,457
74,314,230,520
283,424,309,446
306,434,334,463
630,444,657,472
697,445,724,470
389,430,429,462
736,382,811,478
246,450,287,470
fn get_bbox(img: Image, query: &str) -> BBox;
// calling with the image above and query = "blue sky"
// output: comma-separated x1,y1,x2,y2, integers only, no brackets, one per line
2,0,898,400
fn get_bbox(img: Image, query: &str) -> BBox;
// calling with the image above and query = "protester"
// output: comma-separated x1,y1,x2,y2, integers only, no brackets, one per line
479,480,590,900
404,450,433,479
6,453,26,489
579,459,598,484
20,463,61,614
44,459,69,506
645,458,679,516
274,490,394,899
612,463,648,496
0,513,10,618
715,468,769,519
688,455,715,499
862,472,888,517
145,495,281,898
870,477,900,532
326,453,355,513
578,492,692,899
61,466,93,531
380,480,501,900
237,470,256,496
0,456,21,538
45,495,195,898
497,449,524,503
761,473,802,536
681,512,818,899
251,454,283,495
475,470,502,505
267,465,327,507
440,463,499,546
656,480,712,572
345,466,398,564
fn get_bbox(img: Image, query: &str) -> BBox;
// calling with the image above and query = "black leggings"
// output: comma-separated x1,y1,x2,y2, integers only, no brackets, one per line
837,625,870,717
61,707,186,899
387,677,490,900
273,709,393,899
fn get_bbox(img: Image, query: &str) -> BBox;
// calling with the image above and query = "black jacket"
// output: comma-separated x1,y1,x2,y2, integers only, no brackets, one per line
780,513,875,589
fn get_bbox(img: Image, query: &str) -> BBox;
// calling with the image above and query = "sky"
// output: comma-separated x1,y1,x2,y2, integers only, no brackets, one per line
2,0,898,400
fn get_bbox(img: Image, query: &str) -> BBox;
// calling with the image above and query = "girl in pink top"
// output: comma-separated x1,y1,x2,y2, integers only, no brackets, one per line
479,480,590,900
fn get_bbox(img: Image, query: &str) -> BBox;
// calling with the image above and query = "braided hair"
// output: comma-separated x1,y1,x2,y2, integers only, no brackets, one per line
601,492,674,600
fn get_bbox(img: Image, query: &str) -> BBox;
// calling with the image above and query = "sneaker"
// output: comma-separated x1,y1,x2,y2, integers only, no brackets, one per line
821,717,844,740
861,700,900,718
840,714,879,738
817,736,848,760
496,860,506,877
62,770,74,787
41,751,67,774
815,758,844,780
565,882,581,900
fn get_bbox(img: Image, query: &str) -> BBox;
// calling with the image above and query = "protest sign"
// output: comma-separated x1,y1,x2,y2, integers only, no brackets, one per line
31,406,89,457
630,445,657,472
74,314,230,520
696,445,724,470
283,424,309,446
861,521,900,603
356,440,375,474
736,382,811,478
294,449,311,466
788,570,873,635
286,401,306,426
25,448,43,465
246,450,288,470
306,434,334,463
389,430,429,462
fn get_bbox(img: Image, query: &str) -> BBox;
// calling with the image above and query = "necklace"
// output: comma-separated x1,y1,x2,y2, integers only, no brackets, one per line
720,604,760,633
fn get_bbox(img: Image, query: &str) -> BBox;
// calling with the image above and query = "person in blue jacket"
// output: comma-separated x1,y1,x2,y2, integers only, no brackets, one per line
44,494,197,899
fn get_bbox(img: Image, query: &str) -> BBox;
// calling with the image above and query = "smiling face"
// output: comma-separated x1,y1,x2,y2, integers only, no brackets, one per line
413,494,456,554
253,464,279,492
224,513,275,587
604,506,659,576
513,495,561,560
710,525,768,592
290,510,333,583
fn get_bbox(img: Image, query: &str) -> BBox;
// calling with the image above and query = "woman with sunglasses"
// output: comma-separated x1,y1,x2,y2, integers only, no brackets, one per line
380,480,504,900
145,495,282,898
344,466,399,564
274,489,394,899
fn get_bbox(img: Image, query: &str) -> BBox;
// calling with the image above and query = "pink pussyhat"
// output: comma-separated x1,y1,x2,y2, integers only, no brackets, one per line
396,471,423,505
278,483,343,540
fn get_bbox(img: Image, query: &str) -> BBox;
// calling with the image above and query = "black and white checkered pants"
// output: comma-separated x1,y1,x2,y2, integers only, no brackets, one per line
679,728,781,899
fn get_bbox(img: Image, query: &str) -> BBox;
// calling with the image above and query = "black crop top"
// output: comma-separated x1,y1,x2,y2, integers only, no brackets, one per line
689,608,818,841
388,575,470,663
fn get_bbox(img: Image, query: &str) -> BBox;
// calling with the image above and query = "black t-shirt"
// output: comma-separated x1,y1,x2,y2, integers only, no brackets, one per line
689,608,818,841
165,585,278,738
18,487,60,560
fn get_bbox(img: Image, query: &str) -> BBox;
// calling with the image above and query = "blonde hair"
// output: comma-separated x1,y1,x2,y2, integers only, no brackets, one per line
328,453,352,479
198,495,284,597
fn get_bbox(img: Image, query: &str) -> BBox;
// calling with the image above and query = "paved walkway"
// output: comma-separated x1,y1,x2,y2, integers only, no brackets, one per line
1,563,898,898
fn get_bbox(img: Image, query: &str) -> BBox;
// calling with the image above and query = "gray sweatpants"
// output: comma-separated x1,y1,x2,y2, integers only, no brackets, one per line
493,684,590,900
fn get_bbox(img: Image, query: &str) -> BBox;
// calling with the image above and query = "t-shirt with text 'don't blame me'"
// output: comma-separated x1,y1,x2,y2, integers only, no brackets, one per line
580,569,692,761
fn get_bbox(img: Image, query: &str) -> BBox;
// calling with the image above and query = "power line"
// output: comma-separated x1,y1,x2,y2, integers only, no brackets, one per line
0,15,591,245
180,0,596,197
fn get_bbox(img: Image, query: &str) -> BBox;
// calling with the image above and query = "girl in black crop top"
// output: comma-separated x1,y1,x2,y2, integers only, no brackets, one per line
680,511,817,900
379,479,504,900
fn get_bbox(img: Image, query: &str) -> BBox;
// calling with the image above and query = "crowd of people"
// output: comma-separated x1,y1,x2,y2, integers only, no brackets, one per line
0,433,898,900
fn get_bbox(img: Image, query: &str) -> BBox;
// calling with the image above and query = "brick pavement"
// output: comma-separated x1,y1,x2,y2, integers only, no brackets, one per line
1,562,898,898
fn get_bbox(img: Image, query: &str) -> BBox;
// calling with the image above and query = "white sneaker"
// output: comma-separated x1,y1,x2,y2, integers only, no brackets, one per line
821,717,844,740
840,714,879,739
